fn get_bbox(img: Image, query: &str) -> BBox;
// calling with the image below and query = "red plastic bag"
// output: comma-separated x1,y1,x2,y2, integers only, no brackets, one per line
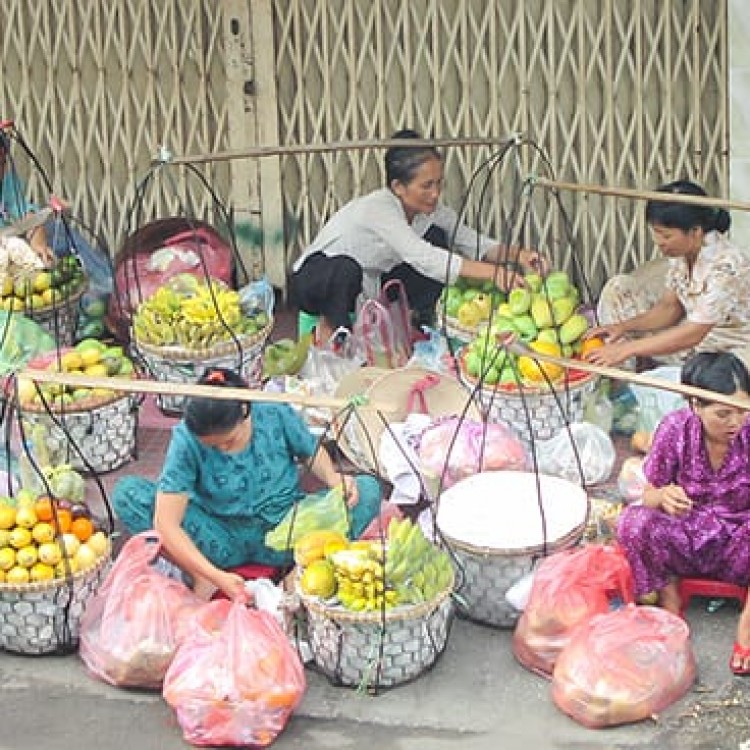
79,531,204,689
552,604,696,728
512,544,634,678
163,599,306,747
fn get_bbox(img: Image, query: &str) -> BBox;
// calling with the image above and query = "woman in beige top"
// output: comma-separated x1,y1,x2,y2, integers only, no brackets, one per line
587,180,750,371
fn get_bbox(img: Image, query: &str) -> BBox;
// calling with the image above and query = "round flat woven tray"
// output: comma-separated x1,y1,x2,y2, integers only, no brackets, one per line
435,311,479,343
0,549,110,595
25,280,87,317
133,319,273,362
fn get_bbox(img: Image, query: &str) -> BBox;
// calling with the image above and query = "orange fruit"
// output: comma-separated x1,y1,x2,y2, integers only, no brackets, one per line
70,517,94,543
34,497,55,523
53,508,73,535
580,336,605,356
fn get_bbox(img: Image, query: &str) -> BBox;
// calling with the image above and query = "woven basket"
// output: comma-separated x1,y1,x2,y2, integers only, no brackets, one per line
134,321,272,414
20,391,139,474
299,582,454,690
0,551,110,655
458,353,598,443
435,311,478,346
442,524,585,628
26,281,87,347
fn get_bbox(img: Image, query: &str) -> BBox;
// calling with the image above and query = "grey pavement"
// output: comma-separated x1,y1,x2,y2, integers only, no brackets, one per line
1,600,750,749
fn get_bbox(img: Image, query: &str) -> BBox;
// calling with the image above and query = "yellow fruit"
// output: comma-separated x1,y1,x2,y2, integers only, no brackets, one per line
15,545,38,569
294,530,349,567
32,522,56,544
518,340,564,383
0,547,16,571
74,543,97,571
14,506,38,529
78,348,102,367
0,569,5,583
30,562,55,582
16,378,38,404
40,288,56,307
0,529,11,548
299,559,337,599
60,351,84,372
6,566,29,585
84,363,109,378
37,542,62,567
59,533,80,557
54,557,79,579
1,277,12,296
86,531,109,558
0,506,16,530
9,527,32,550
32,270,52,293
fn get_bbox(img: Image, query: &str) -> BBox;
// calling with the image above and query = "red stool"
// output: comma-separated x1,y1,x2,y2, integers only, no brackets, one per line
678,578,748,617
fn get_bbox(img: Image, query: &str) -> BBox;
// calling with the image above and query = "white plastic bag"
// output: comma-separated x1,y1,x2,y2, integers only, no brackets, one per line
536,423,616,485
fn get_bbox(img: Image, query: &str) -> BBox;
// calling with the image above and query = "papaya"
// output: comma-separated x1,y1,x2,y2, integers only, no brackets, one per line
294,529,349,567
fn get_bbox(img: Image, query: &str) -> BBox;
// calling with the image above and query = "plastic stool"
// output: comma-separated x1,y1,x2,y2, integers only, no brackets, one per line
678,578,747,617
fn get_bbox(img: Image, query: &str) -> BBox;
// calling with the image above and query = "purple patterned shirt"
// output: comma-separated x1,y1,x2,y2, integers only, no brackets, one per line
644,408,750,519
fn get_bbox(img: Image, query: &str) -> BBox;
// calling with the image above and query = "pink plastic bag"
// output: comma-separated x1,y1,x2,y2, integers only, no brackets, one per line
163,599,306,747
417,416,529,489
552,604,696,728
79,531,204,689
512,544,634,678
354,279,413,368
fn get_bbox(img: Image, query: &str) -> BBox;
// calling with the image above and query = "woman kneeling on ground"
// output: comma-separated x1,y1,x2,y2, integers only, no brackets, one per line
616,351,750,674
113,367,382,601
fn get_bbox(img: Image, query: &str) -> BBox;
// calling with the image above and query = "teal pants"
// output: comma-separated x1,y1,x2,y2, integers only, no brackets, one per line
112,474,382,569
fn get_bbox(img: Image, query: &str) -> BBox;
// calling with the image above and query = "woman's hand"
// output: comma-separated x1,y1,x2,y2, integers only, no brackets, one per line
214,570,251,603
584,340,635,367
518,248,551,276
586,321,629,344
658,484,693,516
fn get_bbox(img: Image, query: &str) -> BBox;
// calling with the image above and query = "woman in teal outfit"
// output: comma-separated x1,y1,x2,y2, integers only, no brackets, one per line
113,367,382,601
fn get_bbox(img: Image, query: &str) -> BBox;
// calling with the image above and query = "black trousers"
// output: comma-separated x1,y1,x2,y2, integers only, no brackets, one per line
289,225,450,330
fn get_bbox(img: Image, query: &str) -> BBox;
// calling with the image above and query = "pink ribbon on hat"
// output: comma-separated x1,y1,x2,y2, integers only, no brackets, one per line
406,372,441,414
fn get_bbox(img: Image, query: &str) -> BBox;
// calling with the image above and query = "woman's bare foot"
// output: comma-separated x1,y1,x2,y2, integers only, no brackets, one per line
659,580,682,615
732,596,750,673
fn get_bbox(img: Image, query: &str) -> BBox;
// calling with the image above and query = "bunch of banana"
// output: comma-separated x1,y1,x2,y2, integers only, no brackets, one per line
329,548,399,612
384,518,454,605
132,278,268,350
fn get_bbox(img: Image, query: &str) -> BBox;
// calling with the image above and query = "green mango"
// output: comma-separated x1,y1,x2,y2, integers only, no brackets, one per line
495,302,514,319
559,313,589,345
490,318,519,336
508,288,532,316
536,328,562,346
530,298,554,329
512,314,538,342
541,271,571,300
551,297,577,326
524,272,543,293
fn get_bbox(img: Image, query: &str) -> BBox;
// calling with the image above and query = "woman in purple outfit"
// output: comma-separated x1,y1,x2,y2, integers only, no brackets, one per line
617,351,750,674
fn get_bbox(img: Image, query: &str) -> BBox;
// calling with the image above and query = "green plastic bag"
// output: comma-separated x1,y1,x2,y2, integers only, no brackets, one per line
265,487,350,551
0,311,56,375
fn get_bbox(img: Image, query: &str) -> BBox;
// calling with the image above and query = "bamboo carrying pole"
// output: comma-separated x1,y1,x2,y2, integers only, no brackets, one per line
16,369,399,415
503,338,750,412
157,135,519,167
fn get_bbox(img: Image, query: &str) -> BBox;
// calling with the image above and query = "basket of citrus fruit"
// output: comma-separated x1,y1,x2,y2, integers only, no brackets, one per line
1,256,88,346
17,339,139,473
0,489,111,655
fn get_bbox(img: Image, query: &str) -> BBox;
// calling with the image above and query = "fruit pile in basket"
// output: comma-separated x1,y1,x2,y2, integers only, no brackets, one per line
18,338,136,409
1,255,86,312
297,518,454,612
437,278,506,330
460,271,600,388
132,274,270,350
0,487,109,585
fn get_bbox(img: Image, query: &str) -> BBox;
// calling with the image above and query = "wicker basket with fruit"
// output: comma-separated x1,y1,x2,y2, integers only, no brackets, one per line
0,489,111,655
294,520,454,690
131,275,272,414
17,340,140,473
2,256,88,346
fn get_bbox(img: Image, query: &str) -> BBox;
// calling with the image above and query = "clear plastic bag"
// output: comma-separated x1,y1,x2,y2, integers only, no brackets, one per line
512,544,634,678
79,531,204,689
552,604,696,728
298,327,364,396
162,598,306,747
264,486,350,551
535,422,616,485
